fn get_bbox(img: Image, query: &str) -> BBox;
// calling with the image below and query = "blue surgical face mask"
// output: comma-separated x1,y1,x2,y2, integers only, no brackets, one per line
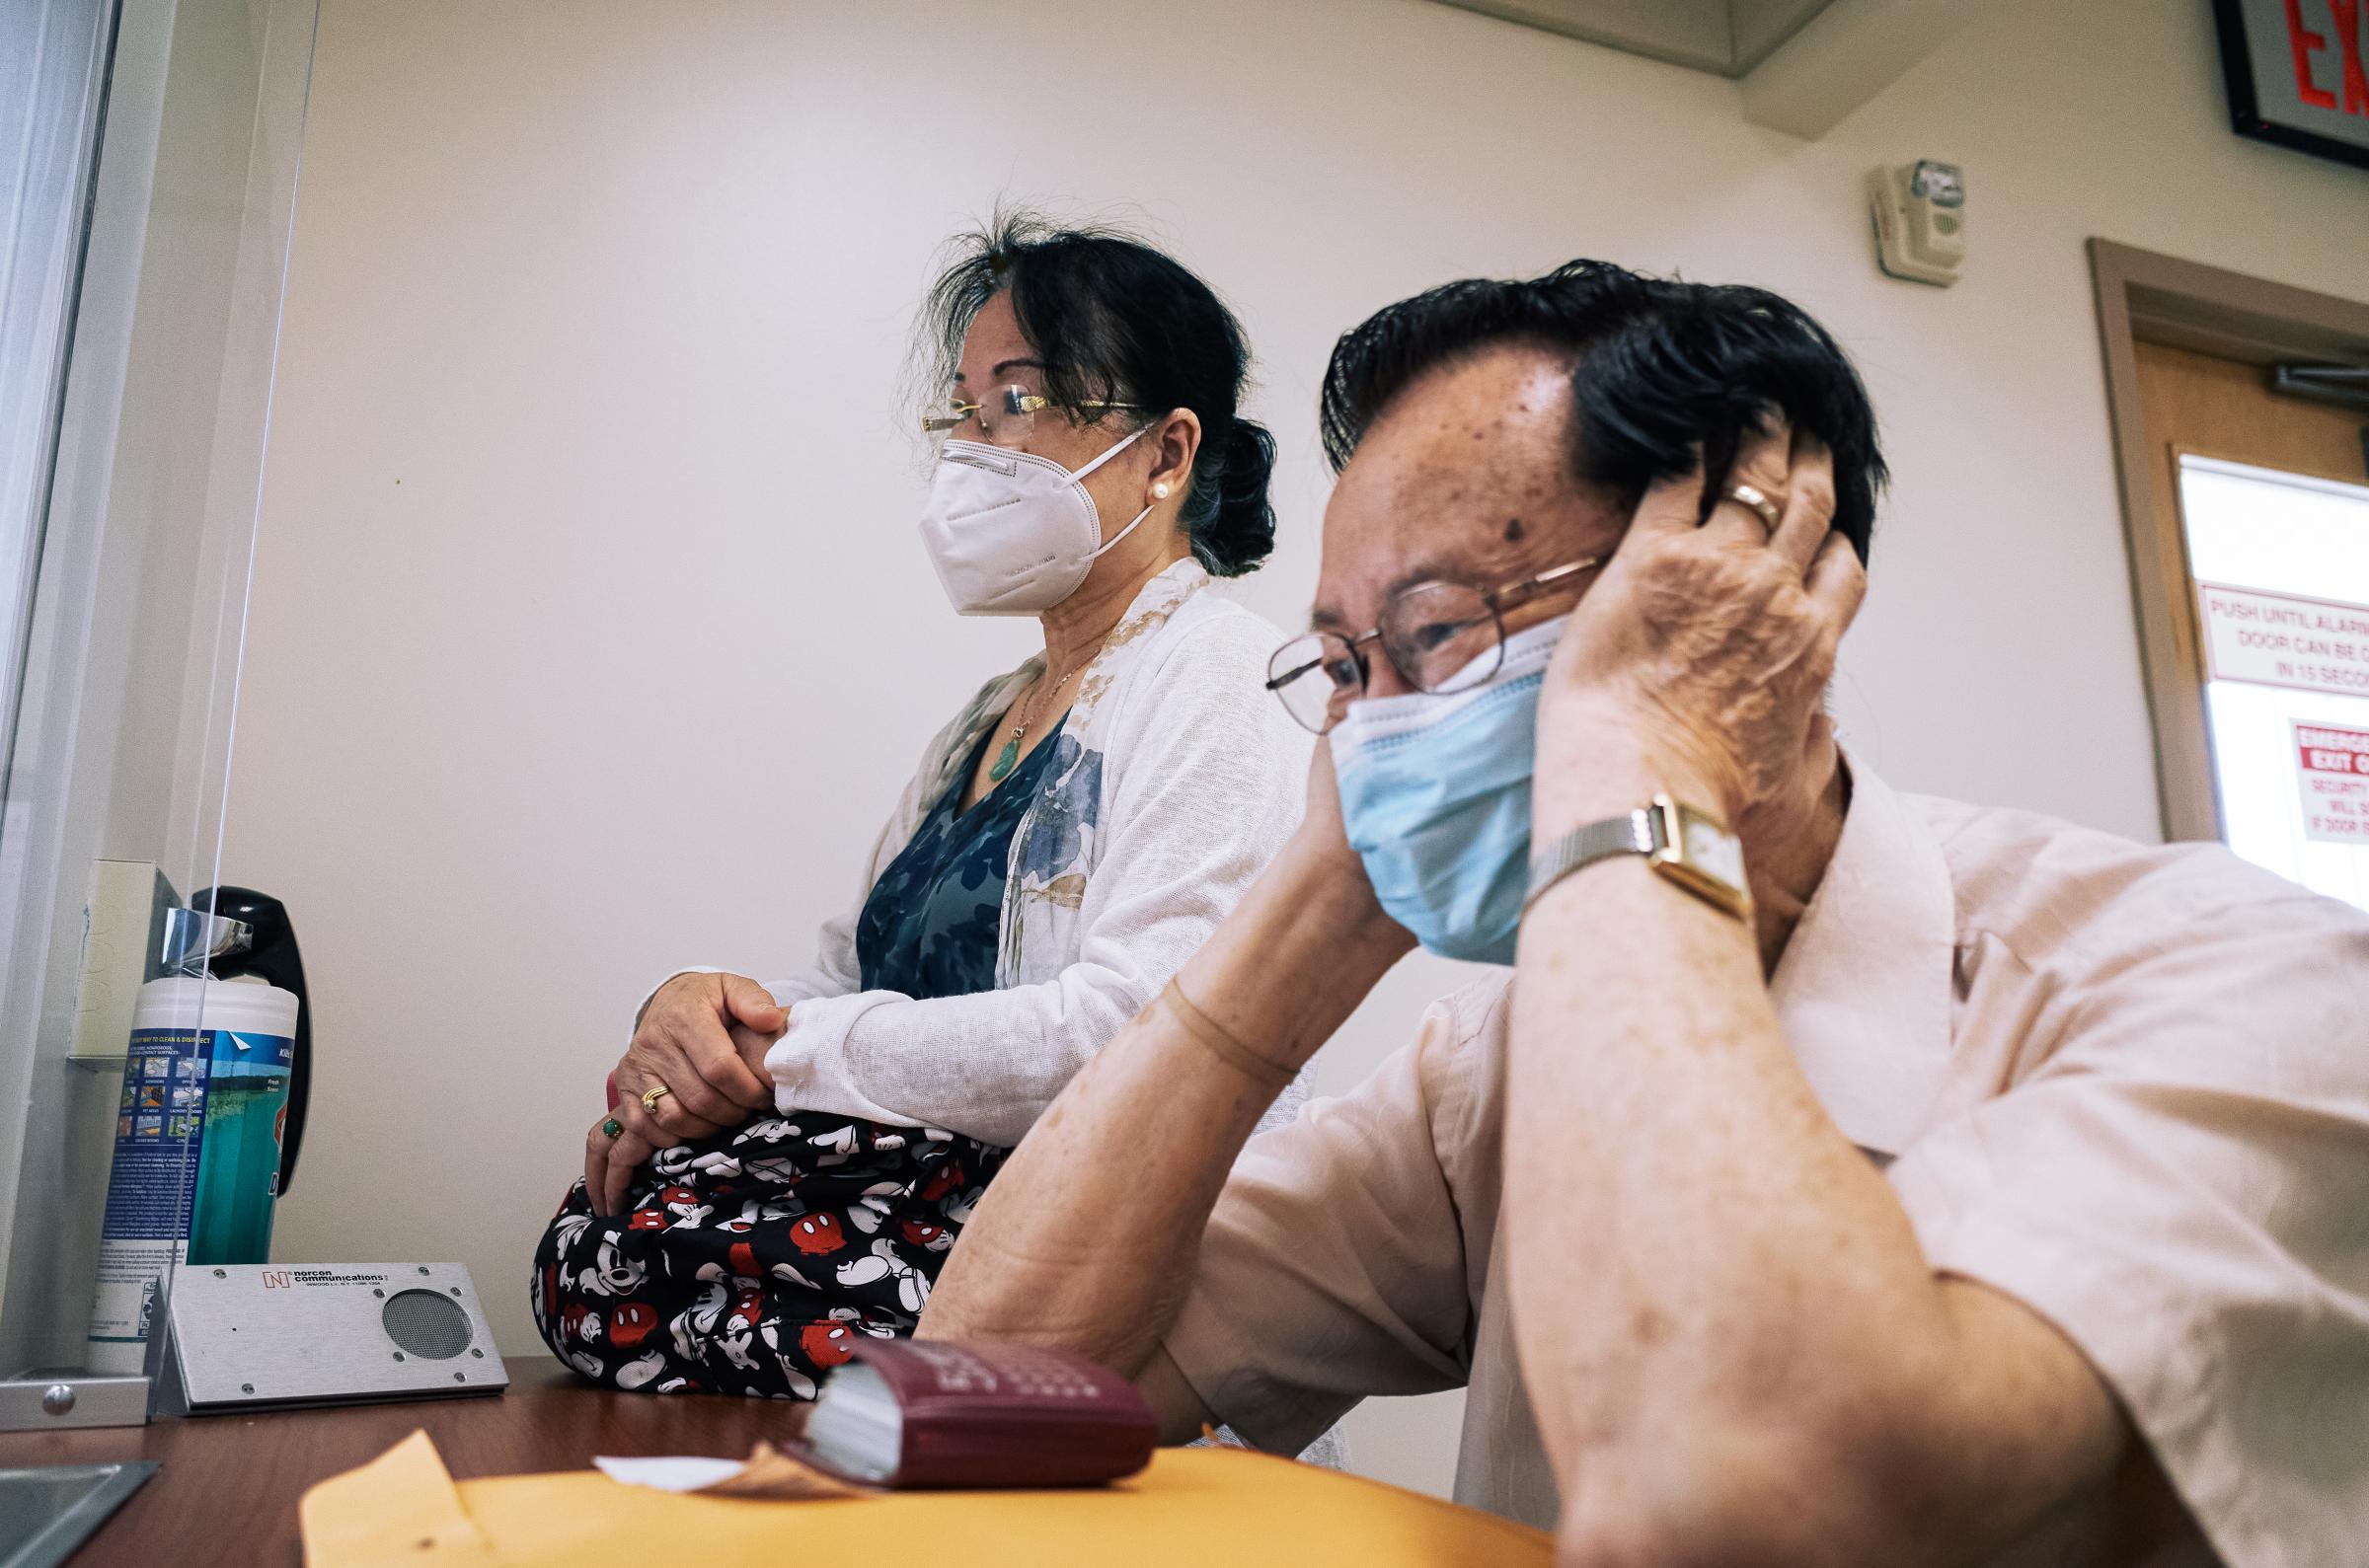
1329,615,1567,965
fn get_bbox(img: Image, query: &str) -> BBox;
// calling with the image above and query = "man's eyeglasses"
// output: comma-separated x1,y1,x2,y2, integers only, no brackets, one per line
921,385,1144,451
1264,557,1601,734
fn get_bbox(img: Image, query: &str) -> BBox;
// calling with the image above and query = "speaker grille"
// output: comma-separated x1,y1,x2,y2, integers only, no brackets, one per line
381,1288,472,1360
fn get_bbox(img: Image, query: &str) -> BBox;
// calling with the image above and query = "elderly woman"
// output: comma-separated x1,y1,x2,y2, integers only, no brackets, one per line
531,216,1309,1400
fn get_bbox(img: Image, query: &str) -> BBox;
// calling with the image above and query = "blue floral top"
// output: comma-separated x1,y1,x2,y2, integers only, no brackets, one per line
854,715,1069,1001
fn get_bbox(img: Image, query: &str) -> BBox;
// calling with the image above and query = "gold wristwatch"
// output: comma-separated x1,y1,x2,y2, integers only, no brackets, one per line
1523,795,1751,922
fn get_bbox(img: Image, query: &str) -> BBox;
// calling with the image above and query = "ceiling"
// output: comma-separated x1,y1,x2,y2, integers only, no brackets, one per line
1428,0,1840,78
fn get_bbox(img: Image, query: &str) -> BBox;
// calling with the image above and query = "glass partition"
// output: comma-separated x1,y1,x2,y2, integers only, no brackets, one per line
0,0,317,1417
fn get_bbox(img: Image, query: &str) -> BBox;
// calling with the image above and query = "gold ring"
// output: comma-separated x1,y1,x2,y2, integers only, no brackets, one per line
1724,484,1783,534
640,1083,671,1112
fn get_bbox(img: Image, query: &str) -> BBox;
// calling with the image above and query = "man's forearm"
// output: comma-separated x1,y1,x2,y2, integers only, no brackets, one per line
919,848,1407,1373
1505,758,2120,1563
1506,849,1909,1410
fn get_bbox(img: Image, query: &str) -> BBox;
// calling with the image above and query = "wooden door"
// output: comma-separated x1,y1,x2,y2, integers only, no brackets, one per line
2130,341,2369,909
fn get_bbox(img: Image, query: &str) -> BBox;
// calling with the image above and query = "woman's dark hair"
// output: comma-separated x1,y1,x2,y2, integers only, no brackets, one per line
916,210,1276,577
1318,261,1886,562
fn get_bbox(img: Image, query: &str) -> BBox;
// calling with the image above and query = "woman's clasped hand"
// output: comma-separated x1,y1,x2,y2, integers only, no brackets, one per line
584,971,786,1216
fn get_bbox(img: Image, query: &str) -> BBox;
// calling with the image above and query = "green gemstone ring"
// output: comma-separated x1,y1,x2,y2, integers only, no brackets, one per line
601,1117,624,1139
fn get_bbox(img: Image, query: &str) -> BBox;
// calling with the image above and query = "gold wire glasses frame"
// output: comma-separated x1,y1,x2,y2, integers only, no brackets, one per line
1263,555,1603,734
920,385,1145,448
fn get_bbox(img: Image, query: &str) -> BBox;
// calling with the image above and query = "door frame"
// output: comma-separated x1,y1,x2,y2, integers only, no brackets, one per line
2088,240,2369,842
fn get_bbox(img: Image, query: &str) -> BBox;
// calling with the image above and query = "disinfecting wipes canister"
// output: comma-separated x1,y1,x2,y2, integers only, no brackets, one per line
85,976,300,1375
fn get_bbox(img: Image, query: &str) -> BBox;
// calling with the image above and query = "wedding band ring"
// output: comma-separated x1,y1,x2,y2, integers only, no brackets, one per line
1724,484,1783,535
640,1083,671,1112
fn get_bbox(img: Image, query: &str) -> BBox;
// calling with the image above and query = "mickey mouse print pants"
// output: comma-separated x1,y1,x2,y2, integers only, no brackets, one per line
530,1111,1007,1398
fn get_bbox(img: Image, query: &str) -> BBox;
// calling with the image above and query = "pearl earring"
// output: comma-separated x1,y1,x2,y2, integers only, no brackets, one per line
1153,483,1172,499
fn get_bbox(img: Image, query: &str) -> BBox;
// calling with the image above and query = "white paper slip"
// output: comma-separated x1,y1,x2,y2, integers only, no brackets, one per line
593,1455,749,1493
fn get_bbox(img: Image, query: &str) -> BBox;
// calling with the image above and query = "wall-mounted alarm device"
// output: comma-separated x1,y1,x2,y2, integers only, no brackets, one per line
154,1262,508,1414
1869,160,1966,287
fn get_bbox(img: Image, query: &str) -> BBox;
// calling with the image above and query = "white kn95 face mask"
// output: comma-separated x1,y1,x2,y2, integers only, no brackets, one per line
918,429,1152,616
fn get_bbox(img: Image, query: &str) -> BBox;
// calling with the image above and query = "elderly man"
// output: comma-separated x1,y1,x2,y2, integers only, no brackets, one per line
918,261,2369,1567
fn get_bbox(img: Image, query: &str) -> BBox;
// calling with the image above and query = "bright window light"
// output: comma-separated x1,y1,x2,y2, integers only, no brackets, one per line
2179,455,2369,914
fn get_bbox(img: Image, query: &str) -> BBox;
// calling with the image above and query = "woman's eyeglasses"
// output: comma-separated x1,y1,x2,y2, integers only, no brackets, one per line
1264,557,1602,734
921,385,1144,451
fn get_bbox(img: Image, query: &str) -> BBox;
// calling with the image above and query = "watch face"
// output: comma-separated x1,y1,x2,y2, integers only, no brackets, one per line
1677,805,1745,891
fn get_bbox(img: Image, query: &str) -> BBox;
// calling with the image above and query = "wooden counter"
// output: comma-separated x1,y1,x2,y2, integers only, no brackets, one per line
0,1359,798,1565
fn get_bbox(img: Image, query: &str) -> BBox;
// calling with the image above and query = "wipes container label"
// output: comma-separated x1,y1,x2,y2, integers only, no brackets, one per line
87,1022,293,1364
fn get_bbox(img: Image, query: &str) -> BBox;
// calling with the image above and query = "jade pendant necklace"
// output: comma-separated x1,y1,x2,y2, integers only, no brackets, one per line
986,662,1084,784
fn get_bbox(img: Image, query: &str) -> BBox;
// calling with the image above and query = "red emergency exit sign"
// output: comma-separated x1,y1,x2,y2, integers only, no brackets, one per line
2215,0,2369,168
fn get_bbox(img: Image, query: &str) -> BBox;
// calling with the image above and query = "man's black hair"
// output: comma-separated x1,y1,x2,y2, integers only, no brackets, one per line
1318,260,1885,562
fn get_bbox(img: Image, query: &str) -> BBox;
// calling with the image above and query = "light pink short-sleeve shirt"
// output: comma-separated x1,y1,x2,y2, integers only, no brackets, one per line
1164,763,2369,1567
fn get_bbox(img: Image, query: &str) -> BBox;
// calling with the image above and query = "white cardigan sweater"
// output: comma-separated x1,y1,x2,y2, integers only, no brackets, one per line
692,560,1310,1148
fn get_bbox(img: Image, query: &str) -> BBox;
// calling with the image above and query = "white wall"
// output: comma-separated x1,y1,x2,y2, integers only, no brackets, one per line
232,0,2369,1498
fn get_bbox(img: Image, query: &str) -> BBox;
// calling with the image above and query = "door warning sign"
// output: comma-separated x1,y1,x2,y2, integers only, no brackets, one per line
2294,722,2369,844
2198,583,2369,698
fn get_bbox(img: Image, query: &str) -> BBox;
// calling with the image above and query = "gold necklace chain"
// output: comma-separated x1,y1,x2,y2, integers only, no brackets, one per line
988,658,1087,784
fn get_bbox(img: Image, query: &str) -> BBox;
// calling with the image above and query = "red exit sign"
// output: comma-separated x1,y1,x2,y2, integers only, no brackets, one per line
2215,0,2369,168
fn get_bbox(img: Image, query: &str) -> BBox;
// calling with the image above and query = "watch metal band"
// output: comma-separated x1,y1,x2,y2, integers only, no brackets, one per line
1522,807,1659,913
1524,796,1754,922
